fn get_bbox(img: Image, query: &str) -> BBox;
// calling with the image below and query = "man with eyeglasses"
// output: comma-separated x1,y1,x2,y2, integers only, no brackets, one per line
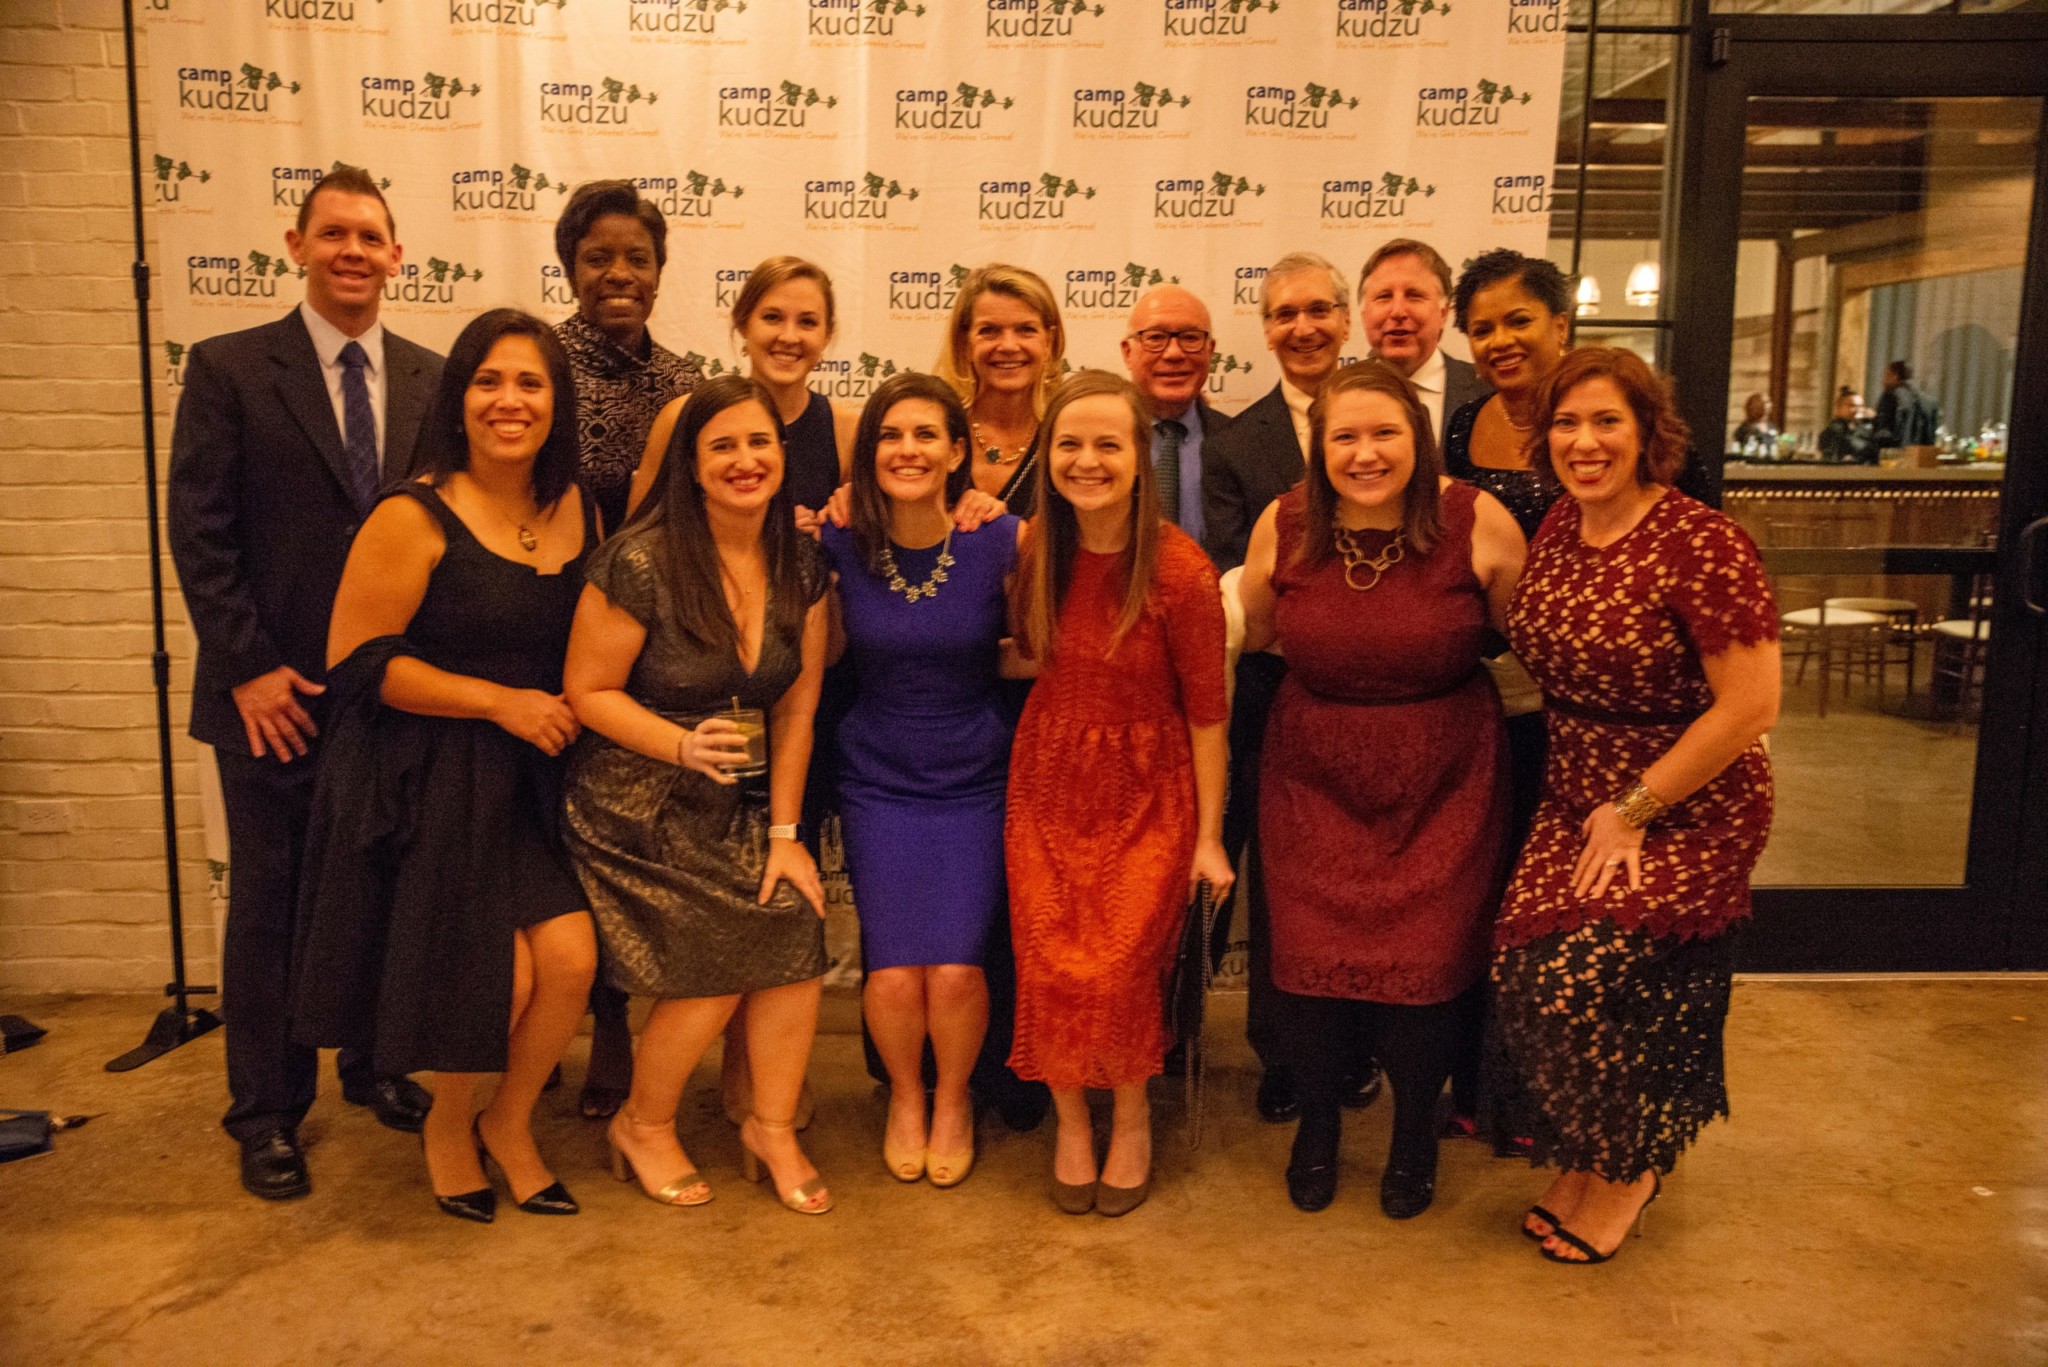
1358,238,1490,445
1199,251,1381,1127
1120,285,1233,553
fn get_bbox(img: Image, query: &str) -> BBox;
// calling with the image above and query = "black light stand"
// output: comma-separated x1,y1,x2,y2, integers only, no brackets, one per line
105,0,221,1073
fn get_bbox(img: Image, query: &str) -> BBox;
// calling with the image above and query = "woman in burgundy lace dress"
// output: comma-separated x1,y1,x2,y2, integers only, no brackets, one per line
1237,361,1527,1221
1490,347,1779,1265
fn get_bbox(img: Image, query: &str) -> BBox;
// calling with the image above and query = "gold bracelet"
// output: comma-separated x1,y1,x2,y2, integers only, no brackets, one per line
1612,780,1668,831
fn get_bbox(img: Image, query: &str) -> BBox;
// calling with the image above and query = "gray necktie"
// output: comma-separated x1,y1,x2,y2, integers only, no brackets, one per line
1155,418,1186,528
339,339,379,511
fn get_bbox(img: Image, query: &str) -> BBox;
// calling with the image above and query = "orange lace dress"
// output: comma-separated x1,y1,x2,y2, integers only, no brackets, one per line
1005,527,1228,1090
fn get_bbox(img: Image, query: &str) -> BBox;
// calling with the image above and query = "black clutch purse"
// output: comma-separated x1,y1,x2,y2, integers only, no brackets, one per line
1163,880,1220,1148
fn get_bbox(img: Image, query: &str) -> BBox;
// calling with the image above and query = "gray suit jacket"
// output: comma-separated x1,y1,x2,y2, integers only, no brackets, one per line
168,310,442,750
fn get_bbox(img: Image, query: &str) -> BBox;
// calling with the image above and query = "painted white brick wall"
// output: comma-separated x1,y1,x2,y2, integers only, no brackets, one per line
0,1,217,993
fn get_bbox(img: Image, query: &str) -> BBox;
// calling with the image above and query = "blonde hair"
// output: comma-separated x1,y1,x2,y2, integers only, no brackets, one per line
934,264,1066,416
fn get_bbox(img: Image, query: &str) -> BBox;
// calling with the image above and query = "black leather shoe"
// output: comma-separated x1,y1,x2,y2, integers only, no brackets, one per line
1340,1062,1384,1110
1256,1066,1300,1124
1286,1116,1338,1212
436,1188,497,1223
514,1180,579,1216
1286,1161,1337,1212
343,1075,432,1133
239,1129,311,1201
1379,1163,1436,1220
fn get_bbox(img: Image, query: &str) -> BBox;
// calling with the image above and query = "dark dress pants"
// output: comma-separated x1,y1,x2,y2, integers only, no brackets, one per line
215,747,369,1142
1222,652,1289,1070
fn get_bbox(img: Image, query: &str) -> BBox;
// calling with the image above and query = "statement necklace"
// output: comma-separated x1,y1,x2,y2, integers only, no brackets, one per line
878,524,956,603
971,420,1029,466
1334,525,1406,592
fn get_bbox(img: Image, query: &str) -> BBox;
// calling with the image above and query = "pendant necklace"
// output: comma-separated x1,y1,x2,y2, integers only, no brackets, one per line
971,420,1029,466
1334,525,1406,592
878,524,956,603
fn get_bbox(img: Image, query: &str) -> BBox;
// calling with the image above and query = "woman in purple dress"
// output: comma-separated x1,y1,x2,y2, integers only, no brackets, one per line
818,373,1024,1189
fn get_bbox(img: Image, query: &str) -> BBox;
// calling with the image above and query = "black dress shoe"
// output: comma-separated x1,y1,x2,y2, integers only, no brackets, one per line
436,1188,497,1223
1286,1161,1337,1212
513,1180,579,1216
343,1075,432,1133
1256,1066,1300,1123
239,1129,311,1201
1340,1061,1384,1110
1379,1162,1436,1219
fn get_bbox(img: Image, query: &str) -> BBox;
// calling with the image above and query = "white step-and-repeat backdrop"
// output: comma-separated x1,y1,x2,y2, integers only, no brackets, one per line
145,0,1565,408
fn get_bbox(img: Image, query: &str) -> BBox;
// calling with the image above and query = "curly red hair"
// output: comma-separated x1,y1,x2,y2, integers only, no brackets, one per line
1526,346,1692,488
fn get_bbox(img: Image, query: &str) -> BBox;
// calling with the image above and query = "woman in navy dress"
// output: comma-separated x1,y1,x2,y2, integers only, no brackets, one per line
818,373,1024,1188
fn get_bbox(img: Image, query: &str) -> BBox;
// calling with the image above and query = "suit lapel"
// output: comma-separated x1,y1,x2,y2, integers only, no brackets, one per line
269,312,355,500
1256,385,1305,465
383,337,432,480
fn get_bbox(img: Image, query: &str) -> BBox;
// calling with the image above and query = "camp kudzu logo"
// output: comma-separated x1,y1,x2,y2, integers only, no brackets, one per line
1336,0,1454,43
627,0,746,35
711,265,754,309
895,84,1014,134
1417,78,1533,132
1072,82,1189,133
187,248,300,303
1320,170,1434,222
450,0,568,30
1063,262,1180,314
164,340,188,392
1207,352,1256,395
812,353,911,401
1164,0,1278,41
719,82,839,133
151,155,210,205
271,161,389,212
541,77,659,127
810,0,930,38
635,170,745,222
887,262,969,314
1508,0,1563,38
1231,264,1268,308
176,63,301,114
986,0,1106,43
362,73,480,127
261,0,385,26
805,173,920,224
1245,84,1360,136
1491,170,1551,219
978,173,1095,225
452,164,570,217
1152,172,1264,222
385,257,485,308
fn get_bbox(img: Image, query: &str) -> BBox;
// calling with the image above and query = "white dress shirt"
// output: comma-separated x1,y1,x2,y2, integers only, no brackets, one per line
1280,376,1316,460
298,300,389,472
1407,346,1447,445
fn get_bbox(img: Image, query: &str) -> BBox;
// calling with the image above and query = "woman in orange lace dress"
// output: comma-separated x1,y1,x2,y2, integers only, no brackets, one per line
1006,371,1233,1218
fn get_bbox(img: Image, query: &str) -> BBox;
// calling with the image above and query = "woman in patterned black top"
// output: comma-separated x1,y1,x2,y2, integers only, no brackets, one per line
552,180,702,535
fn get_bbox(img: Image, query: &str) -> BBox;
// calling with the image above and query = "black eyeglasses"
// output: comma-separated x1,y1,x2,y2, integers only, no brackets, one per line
1126,328,1212,353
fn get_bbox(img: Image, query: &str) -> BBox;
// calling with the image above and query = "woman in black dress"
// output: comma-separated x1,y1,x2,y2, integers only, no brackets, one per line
294,310,599,1222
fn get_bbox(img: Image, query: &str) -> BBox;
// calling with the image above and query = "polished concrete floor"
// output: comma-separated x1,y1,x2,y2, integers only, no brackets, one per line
2,981,2043,1364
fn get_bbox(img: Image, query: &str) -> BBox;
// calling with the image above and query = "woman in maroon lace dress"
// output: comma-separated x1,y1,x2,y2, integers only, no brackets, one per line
1490,347,1780,1265
1238,361,1526,1221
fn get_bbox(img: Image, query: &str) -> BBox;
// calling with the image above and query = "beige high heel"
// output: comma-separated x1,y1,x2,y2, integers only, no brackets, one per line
925,1142,974,1189
606,1113,712,1208
884,1137,925,1182
741,1115,833,1215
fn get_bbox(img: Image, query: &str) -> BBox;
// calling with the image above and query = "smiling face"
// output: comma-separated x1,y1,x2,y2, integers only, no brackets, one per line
286,189,401,332
874,397,965,508
463,334,554,469
1465,274,1570,397
1121,286,1215,419
966,291,1052,401
571,213,660,349
1048,392,1140,518
739,276,831,392
1360,252,1449,376
1548,376,1647,509
1261,267,1352,394
694,398,785,516
1320,388,1416,520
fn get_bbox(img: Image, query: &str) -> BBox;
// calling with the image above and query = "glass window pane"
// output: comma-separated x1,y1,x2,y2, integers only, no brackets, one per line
1710,0,2027,14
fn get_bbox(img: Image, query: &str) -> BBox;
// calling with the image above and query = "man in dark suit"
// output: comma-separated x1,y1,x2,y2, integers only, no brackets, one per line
1198,252,1381,1123
1357,238,1490,445
1121,284,1233,551
169,166,443,1200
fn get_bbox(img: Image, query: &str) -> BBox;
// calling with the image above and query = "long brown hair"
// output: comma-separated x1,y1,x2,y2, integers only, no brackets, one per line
848,372,974,577
624,373,805,655
1296,360,1445,567
1012,371,1161,661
